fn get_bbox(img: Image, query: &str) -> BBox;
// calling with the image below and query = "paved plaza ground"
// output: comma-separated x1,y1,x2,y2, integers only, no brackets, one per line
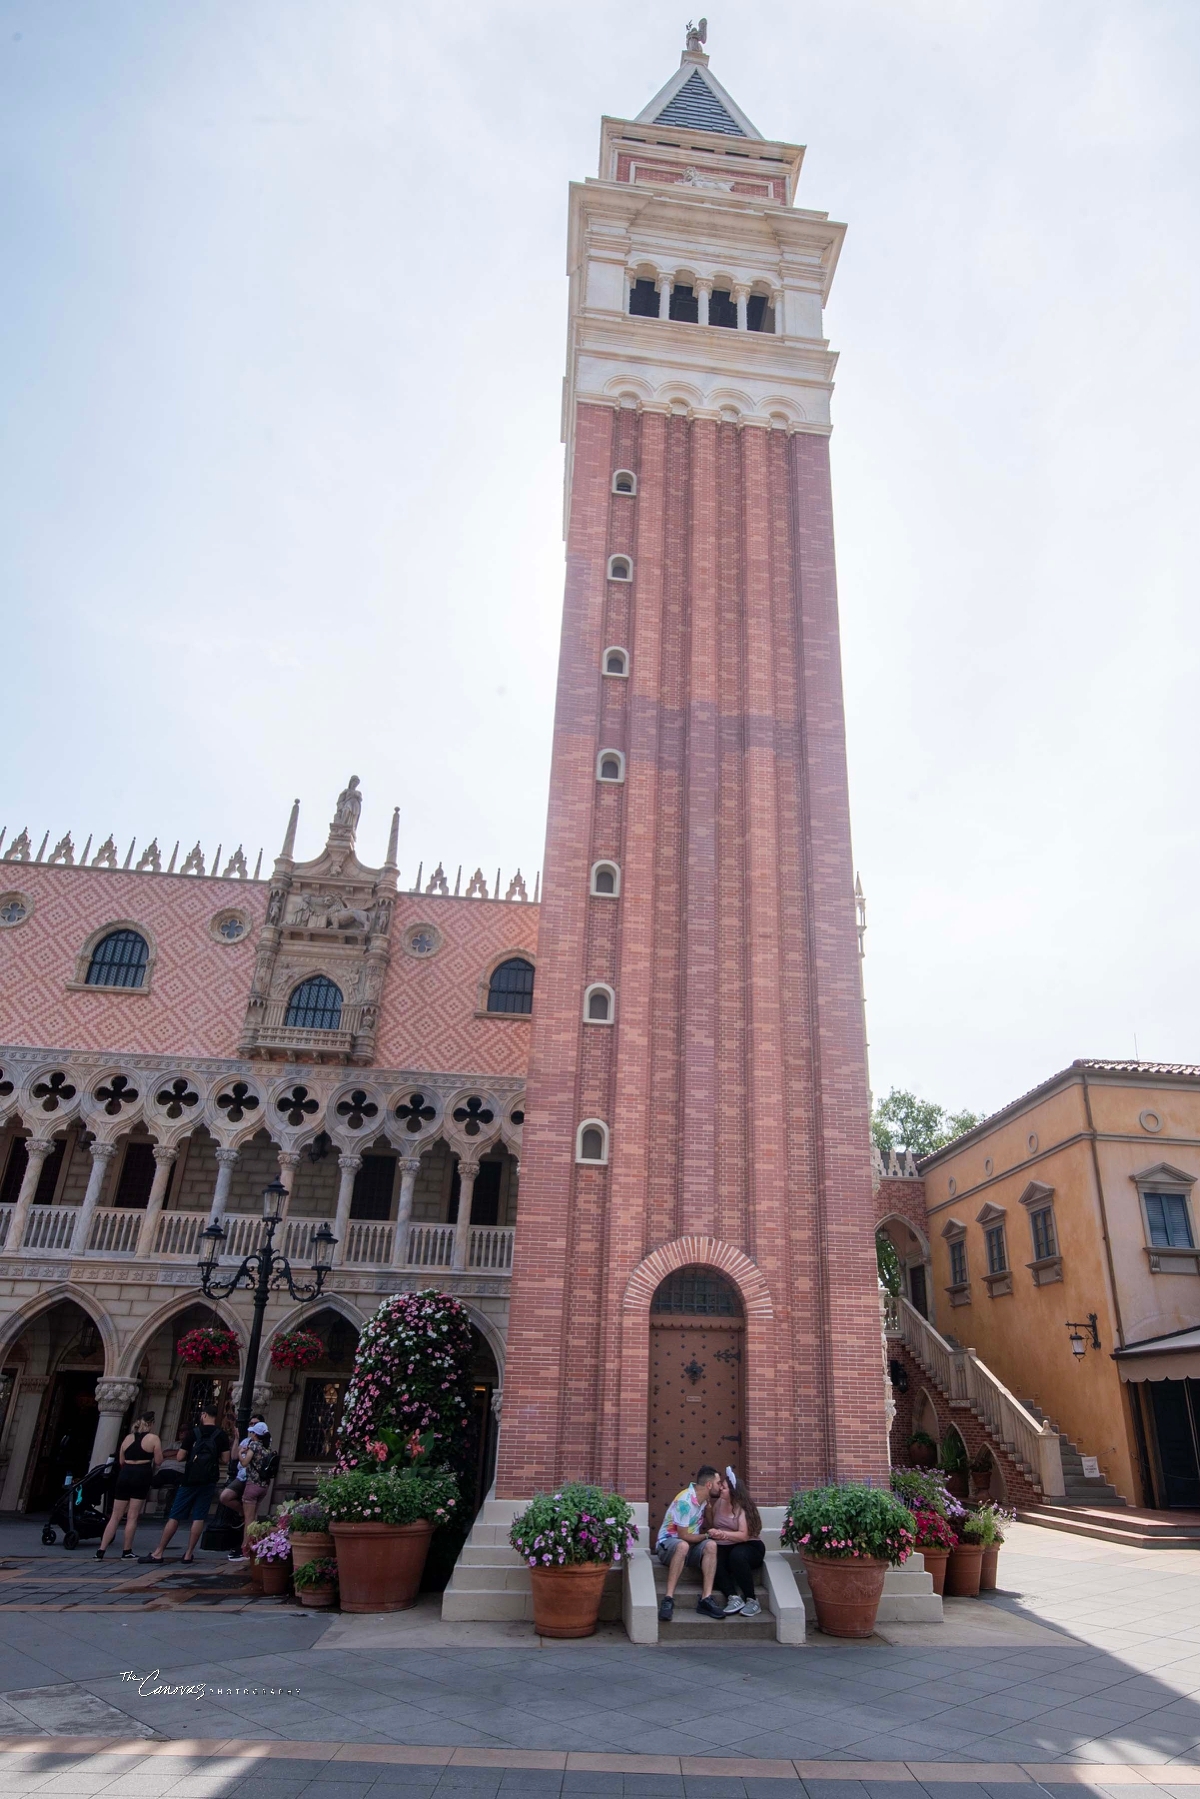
0,1523,1195,1797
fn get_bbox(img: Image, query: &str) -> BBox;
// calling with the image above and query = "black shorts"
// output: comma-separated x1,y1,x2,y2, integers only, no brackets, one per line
114,1466,153,1502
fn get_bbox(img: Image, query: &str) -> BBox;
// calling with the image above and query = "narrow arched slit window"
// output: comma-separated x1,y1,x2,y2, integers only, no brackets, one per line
584,984,614,1024
487,957,534,1015
86,930,149,990
603,647,628,677
591,862,620,896
612,471,637,496
577,1120,609,1164
285,974,344,1031
597,750,624,783
607,555,632,582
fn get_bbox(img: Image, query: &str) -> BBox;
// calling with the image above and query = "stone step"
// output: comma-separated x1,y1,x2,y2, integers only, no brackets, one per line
442,1586,531,1622
444,1561,535,1592
659,1596,776,1643
1019,1505,1200,1549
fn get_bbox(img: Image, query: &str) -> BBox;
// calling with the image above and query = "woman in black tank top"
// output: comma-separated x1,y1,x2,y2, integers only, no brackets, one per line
96,1412,162,1560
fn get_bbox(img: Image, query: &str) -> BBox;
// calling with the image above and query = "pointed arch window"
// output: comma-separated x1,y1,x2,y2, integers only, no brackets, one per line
86,930,149,990
285,975,344,1031
487,957,534,1016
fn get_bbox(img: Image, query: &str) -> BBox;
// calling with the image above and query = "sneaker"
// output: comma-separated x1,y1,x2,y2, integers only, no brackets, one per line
741,1598,762,1616
657,1595,674,1622
722,1595,744,1615
226,1554,248,1564
697,1595,726,1620
121,1549,135,1559
94,1549,105,1561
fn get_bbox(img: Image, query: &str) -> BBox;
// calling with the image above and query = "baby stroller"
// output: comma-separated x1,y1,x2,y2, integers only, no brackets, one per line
41,1459,113,1549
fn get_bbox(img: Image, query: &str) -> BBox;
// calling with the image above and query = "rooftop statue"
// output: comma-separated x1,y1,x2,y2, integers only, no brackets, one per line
685,17,707,53
333,776,362,833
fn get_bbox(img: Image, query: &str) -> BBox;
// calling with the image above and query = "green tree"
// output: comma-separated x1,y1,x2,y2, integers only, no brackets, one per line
871,1088,982,1160
875,1229,902,1296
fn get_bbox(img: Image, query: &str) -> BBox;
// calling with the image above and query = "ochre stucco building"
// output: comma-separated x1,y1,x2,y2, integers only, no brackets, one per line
0,36,889,1528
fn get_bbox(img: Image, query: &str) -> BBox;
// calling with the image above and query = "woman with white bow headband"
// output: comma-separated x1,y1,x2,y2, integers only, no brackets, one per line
703,1465,765,1616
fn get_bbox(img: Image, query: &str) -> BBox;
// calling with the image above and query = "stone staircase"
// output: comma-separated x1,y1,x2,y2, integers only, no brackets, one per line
1015,1503,1200,1550
652,1557,775,1642
1018,1405,1125,1508
444,1498,943,1642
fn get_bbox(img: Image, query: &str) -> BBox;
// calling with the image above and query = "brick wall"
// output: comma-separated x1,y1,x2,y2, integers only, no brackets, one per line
498,405,888,1503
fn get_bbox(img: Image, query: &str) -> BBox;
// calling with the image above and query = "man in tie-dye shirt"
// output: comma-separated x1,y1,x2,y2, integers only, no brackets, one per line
655,1464,723,1622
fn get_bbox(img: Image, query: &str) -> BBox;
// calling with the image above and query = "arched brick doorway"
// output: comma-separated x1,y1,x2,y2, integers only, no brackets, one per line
647,1266,744,1533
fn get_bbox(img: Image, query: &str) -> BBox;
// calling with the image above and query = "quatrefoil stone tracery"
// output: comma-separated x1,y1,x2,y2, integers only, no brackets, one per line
157,1077,199,1119
395,1093,436,1133
453,1096,495,1137
95,1074,139,1116
277,1085,319,1127
32,1072,76,1112
335,1090,378,1131
216,1082,259,1124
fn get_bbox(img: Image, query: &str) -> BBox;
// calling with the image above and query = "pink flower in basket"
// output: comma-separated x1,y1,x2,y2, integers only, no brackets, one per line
176,1327,239,1368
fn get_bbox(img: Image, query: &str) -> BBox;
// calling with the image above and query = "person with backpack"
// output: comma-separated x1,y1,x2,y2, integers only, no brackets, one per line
221,1421,278,1564
138,1405,229,1565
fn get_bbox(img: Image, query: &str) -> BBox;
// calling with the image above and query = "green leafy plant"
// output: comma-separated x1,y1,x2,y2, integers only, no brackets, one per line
907,1430,937,1451
245,1517,275,1547
317,1465,458,1527
336,1291,475,1477
780,1485,916,1564
939,1430,969,1474
875,1231,902,1296
961,1502,1014,1546
509,1484,639,1568
292,1556,339,1592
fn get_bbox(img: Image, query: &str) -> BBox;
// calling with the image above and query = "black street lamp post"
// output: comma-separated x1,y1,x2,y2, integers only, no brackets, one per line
198,1178,336,1441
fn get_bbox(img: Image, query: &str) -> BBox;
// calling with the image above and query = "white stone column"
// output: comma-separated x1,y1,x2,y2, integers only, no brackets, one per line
392,1155,422,1267
657,274,673,320
695,278,712,327
277,1149,300,1210
452,1160,479,1272
73,1141,118,1255
90,1377,141,1468
209,1146,239,1223
5,1138,55,1252
332,1153,362,1266
733,284,749,331
137,1146,178,1257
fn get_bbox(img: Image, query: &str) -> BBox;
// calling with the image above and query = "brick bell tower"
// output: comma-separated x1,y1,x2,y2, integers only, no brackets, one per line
497,29,889,1509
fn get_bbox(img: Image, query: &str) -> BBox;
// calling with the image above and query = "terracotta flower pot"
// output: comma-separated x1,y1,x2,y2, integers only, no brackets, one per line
528,1561,610,1639
970,1471,993,1497
801,1554,889,1639
330,1519,434,1613
944,1472,969,1499
907,1442,936,1468
919,1545,950,1596
946,1540,984,1596
258,1559,290,1596
248,1554,265,1592
290,1530,334,1575
299,1584,337,1609
979,1544,1000,1590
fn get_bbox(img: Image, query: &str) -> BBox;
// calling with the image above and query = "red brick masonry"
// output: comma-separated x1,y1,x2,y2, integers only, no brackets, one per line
498,404,888,1501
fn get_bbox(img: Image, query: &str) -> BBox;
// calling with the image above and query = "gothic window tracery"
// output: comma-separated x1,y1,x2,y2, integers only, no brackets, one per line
86,930,149,989
487,959,534,1015
395,1093,436,1132
284,975,343,1031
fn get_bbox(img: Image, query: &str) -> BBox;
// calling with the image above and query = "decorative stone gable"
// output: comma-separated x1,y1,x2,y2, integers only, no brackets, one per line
241,778,400,1066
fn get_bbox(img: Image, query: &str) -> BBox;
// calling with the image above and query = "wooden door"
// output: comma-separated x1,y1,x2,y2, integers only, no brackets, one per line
648,1317,743,1536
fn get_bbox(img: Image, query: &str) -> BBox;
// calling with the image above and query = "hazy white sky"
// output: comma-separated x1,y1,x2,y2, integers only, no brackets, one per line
2,2,1197,1118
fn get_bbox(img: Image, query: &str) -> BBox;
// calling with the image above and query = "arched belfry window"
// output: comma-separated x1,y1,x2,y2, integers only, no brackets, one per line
285,974,344,1031
487,957,534,1015
651,1265,743,1316
86,930,149,990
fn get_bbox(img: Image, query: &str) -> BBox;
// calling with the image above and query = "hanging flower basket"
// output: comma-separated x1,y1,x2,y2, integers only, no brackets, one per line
270,1329,324,1371
176,1326,239,1368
